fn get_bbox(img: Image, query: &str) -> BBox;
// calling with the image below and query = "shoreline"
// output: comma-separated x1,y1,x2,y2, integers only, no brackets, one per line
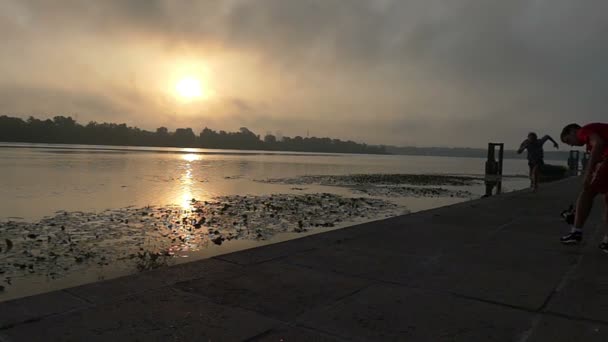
0,186,478,302
0,177,591,341
0,173,531,302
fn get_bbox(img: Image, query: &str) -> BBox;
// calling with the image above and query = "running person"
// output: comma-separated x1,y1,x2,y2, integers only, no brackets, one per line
517,132,559,191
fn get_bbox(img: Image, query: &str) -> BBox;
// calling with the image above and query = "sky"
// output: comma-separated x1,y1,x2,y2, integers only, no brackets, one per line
1,0,607,148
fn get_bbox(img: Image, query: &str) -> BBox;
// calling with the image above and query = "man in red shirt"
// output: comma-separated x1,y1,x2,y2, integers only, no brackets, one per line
560,123,608,253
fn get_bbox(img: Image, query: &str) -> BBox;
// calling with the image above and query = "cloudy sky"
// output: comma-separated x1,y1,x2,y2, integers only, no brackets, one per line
1,0,607,147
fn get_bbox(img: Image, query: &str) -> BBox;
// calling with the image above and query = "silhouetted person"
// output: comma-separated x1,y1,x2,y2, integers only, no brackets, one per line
560,123,608,253
517,132,559,191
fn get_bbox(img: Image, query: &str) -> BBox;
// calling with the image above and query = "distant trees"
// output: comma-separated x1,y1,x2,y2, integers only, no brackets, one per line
174,128,197,147
0,115,387,155
263,134,277,144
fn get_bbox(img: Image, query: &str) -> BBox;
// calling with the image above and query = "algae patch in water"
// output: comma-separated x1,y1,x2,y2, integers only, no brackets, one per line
0,193,402,289
260,174,480,198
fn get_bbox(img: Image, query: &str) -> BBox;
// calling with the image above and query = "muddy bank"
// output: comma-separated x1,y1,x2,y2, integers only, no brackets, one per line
262,174,482,186
0,193,401,292
351,186,473,198
260,174,480,198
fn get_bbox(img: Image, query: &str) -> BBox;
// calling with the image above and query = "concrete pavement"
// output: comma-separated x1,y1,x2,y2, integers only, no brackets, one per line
2,177,607,341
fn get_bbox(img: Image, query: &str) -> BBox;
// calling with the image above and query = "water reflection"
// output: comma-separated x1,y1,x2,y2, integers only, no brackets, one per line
0,146,535,222
179,153,199,210
0,146,537,302
181,153,201,162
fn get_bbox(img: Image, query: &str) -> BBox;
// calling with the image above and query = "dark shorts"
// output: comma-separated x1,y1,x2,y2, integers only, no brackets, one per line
528,159,544,170
590,160,608,194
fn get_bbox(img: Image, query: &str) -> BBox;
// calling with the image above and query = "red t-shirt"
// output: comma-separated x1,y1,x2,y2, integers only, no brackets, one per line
577,123,608,157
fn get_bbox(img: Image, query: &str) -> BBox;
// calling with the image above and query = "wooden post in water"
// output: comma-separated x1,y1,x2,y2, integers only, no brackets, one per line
484,143,504,197
496,143,504,194
581,152,590,172
568,150,580,176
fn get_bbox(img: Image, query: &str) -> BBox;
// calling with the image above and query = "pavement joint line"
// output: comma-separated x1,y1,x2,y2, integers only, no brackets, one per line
168,286,295,326
517,222,600,342
280,258,374,283
0,304,91,331
444,291,537,313
293,281,380,323
284,256,542,314
0,289,93,330
61,289,95,306
284,259,544,315
541,310,608,326
170,261,379,331
330,282,376,304
5,280,219,330
0,317,43,331
535,252,584,314
515,314,543,342
173,263,379,329
240,328,275,342
63,282,176,307
299,263,598,322
212,255,252,265
212,246,320,266
282,249,573,317
489,217,519,236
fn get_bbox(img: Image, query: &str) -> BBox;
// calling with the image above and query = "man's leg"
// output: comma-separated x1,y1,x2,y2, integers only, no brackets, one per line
601,194,608,253
561,188,597,244
574,188,596,229
532,164,541,191
576,161,608,229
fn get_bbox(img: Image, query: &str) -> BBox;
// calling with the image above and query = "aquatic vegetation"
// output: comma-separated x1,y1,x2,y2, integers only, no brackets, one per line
262,174,482,186
351,186,473,198
260,174,480,197
0,193,401,289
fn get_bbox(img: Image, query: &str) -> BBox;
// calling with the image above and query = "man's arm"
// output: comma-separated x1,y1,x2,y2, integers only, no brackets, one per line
542,135,559,149
583,133,605,188
517,139,529,154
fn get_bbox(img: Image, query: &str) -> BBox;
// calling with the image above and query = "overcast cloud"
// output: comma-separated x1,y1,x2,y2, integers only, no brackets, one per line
1,0,607,147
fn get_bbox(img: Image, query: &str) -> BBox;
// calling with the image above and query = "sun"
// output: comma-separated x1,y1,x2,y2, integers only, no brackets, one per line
175,76,203,100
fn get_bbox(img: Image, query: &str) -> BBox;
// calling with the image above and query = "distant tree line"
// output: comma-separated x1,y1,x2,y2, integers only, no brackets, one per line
0,115,387,154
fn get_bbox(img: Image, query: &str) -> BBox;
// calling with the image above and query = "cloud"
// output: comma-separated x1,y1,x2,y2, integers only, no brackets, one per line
2,0,608,147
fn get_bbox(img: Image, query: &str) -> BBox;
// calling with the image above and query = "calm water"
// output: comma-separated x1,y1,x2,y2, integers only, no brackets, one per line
0,143,562,301
0,143,541,221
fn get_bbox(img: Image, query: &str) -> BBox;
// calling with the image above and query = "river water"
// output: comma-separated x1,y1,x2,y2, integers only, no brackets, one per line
0,143,559,301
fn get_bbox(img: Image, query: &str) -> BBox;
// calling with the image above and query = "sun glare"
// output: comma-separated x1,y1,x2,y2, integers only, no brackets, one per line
181,153,200,162
175,76,203,100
